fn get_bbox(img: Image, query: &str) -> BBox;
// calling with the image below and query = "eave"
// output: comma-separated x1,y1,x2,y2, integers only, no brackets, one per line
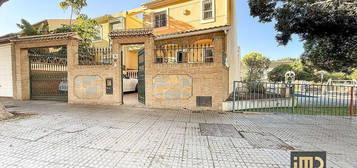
11,32,80,43
155,25,231,40
142,0,190,9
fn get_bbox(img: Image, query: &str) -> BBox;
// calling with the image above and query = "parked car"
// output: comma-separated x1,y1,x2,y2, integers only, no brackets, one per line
123,75,138,93
58,75,138,93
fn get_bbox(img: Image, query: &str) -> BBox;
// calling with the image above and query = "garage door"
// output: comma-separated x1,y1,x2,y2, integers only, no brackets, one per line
0,44,13,97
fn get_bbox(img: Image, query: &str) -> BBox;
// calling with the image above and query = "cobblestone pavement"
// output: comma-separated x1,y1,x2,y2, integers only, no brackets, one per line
0,100,356,168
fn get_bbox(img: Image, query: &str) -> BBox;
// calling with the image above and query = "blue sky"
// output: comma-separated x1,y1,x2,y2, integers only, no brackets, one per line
0,0,304,60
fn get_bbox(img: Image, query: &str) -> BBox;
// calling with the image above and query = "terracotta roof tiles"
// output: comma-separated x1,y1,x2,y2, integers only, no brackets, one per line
109,28,154,38
0,33,18,44
11,32,80,42
155,25,231,40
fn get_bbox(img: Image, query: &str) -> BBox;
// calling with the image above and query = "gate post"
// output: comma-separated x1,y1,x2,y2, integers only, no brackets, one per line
350,87,354,116
67,40,79,103
233,81,236,112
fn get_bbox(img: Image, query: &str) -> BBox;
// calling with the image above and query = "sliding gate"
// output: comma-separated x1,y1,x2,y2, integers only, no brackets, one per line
29,47,68,101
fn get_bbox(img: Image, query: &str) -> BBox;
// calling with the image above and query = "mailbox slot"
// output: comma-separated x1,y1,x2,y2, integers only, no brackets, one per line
106,78,113,95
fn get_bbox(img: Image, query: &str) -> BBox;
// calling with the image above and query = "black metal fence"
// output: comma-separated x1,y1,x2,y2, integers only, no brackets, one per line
232,81,357,116
154,44,214,64
79,48,113,65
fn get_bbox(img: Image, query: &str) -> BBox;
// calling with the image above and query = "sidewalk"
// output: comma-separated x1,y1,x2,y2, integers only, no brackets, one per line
0,100,356,168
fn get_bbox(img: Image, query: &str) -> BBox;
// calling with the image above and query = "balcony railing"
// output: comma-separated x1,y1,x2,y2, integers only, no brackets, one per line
126,70,138,79
154,44,214,64
78,48,113,65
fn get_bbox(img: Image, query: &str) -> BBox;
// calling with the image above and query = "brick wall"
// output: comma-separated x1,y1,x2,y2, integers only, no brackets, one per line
145,32,229,110
145,63,229,110
67,41,122,105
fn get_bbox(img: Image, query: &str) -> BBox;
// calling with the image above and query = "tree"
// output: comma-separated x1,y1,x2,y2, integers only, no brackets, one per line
290,62,318,82
242,52,270,82
349,69,357,79
324,72,349,81
268,61,319,82
59,0,87,25
268,64,293,82
53,14,98,48
17,19,43,36
248,0,357,73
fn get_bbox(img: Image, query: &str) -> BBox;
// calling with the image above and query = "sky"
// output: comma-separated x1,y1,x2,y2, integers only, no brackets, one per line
0,0,304,60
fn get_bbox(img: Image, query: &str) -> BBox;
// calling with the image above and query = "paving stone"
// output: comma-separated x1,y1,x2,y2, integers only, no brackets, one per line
0,100,356,167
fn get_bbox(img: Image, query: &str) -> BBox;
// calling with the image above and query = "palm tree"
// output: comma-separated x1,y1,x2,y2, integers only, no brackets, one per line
59,0,87,25
17,19,43,36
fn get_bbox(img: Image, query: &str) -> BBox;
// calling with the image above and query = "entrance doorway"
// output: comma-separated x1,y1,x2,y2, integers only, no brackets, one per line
121,44,145,106
29,46,68,101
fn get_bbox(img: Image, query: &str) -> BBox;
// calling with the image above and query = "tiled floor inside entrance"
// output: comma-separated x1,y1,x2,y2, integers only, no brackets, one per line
0,100,356,168
123,93,143,107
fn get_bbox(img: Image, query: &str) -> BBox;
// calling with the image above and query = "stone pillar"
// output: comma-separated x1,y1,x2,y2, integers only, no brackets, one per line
213,34,225,65
11,43,17,99
67,40,79,104
112,39,123,104
14,47,30,100
144,37,155,106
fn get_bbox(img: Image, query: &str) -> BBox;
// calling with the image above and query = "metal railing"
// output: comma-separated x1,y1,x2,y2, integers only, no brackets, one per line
79,48,113,65
232,81,357,116
125,70,138,79
154,44,214,64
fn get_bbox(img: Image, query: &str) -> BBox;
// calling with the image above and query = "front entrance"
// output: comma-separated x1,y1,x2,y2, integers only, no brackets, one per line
121,44,145,106
29,47,68,101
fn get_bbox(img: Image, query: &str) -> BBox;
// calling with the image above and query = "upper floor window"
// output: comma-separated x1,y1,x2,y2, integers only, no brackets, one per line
94,25,103,41
111,17,125,31
153,11,167,28
202,0,215,22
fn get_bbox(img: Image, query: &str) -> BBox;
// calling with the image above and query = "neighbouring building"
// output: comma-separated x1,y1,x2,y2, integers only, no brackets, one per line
3,0,240,111
92,8,144,48
32,19,76,34
92,8,145,76
0,34,16,97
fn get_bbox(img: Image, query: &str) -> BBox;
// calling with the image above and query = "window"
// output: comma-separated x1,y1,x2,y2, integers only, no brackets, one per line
177,51,185,63
204,49,214,62
111,17,125,31
153,11,167,28
94,25,103,41
202,0,214,21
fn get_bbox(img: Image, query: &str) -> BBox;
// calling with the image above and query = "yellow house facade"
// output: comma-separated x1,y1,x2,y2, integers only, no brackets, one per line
92,0,239,91
92,9,145,71
93,9,144,48
142,0,233,34
142,0,240,91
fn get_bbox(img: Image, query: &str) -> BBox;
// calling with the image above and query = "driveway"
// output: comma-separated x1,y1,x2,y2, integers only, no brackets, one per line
0,100,356,168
